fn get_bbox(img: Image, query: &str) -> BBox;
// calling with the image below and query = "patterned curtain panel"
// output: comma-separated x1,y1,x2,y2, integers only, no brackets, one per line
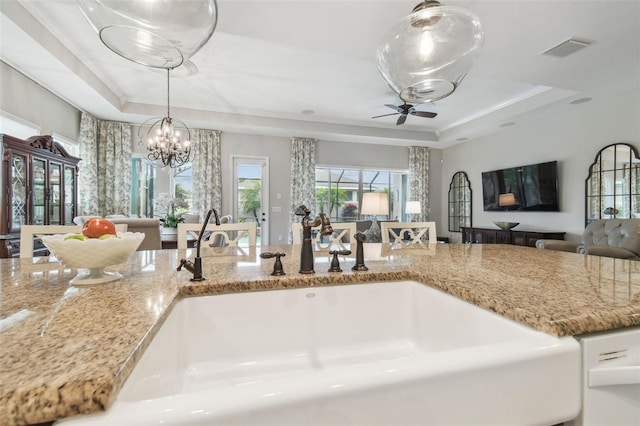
191,129,222,217
408,146,430,222
289,137,317,242
97,120,132,216
78,112,98,215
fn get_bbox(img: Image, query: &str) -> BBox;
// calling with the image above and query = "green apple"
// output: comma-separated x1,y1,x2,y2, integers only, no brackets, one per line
98,234,118,240
64,234,88,241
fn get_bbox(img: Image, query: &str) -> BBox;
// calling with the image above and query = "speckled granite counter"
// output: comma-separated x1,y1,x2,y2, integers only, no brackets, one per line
1,243,639,425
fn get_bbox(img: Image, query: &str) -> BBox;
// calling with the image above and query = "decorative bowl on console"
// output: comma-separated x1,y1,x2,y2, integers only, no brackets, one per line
41,232,144,285
493,221,519,230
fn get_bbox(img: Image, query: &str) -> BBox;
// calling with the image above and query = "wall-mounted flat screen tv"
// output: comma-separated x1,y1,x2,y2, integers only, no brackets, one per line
482,161,559,211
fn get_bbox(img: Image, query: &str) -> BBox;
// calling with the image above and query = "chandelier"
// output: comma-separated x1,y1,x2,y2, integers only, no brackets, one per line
138,68,192,168
376,0,484,104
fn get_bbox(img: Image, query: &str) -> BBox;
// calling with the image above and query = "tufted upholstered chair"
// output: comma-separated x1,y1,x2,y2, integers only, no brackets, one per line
536,219,640,260
107,218,162,250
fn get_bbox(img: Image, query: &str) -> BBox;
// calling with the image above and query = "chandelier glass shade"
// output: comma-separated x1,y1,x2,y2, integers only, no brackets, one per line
77,0,218,68
138,69,192,168
376,1,484,104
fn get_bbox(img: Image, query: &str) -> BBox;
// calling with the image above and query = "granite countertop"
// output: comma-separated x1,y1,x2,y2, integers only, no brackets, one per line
1,243,640,425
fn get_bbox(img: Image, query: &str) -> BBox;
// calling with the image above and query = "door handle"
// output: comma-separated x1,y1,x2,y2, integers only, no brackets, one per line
588,365,640,387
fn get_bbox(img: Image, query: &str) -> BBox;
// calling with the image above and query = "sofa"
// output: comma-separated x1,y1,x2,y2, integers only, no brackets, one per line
536,219,640,260
73,215,162,251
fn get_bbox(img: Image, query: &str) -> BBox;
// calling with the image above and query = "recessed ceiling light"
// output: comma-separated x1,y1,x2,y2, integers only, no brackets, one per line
570,97,592,105
499,122,516,128
301,110,315,115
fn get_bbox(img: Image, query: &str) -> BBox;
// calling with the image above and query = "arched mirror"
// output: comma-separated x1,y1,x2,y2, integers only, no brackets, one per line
585,143,640,225
448,171,472,232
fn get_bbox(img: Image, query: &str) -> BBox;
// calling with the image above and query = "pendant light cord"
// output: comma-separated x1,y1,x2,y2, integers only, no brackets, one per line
166,68,171,118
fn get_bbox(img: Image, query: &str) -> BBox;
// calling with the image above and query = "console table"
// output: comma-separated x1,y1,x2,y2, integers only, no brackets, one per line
461,226,565,247
161,233,196,250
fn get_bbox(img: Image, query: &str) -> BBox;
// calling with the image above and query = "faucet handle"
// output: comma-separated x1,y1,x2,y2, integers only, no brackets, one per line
351,232,368,271
177,258,205,281
328,249,352,273
319,213,333,235
260,252,286,276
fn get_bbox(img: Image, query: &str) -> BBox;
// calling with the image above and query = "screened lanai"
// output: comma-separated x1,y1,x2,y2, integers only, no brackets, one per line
315,167,408,222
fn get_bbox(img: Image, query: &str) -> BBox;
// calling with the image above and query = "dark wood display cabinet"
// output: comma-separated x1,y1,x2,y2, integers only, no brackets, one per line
0,134,80,258
461,226,565,248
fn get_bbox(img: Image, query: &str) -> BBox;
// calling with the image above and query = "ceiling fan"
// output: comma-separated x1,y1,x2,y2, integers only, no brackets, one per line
372,102,437,125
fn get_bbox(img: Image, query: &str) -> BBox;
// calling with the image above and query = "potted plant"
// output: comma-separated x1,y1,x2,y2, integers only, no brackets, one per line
603,207,619,219
156,193,188,233
160,206,185,229
342,201,359,221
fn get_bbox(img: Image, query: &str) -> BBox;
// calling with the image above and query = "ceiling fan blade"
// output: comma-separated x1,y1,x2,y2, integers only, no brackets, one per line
396,114,407,125
372,112,400,119
411,111,438,118
384,104,404,113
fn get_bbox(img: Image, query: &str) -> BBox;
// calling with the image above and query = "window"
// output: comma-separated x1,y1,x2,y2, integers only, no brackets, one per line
0,113,78,156
173,164,193,213
448,171,472,232
129,159,194,218
130,157,156,217
0,112,40,139
586,143,640,224
52,133,80,157
315,167,408,222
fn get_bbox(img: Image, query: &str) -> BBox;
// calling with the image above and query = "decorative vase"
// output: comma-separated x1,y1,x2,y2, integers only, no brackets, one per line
162,227,178,235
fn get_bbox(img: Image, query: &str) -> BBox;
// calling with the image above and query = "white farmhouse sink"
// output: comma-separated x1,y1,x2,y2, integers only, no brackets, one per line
58,281,581,425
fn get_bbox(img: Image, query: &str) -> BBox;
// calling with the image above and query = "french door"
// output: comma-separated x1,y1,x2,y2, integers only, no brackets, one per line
232,156,269,245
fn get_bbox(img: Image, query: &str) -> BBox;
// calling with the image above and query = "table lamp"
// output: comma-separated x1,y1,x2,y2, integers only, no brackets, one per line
405,201,421,221
361,192,389,243
499,193,517,210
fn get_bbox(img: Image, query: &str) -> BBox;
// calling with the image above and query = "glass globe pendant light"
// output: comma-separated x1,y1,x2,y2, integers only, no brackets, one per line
77,0,218,68
376,0,484,104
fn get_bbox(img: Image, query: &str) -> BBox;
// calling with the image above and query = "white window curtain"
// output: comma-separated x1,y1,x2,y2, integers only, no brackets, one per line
78,112,132,216
408,146,430,222
289,137,317,241
191,129,222,217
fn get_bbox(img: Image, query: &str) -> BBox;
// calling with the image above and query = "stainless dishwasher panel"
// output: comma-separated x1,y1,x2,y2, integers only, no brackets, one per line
572,326,640,426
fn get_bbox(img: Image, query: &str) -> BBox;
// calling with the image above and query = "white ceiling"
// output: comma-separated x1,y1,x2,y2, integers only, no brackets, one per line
1,0,639,148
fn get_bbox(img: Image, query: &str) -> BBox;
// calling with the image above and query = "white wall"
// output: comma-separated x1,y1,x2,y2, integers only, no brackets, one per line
0,61,80,140
316,140,409,170
429,148,444,228
441,90,640,243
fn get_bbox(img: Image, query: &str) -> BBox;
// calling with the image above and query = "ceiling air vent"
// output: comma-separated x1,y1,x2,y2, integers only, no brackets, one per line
542,38,591,57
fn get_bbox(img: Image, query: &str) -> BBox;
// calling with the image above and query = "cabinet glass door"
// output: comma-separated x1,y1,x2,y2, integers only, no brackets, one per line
64,166,76,224
11,152,28,232
32,159,46,225
49,163,62,225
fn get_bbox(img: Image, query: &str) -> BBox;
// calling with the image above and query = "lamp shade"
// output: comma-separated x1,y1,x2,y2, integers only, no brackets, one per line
499,193,517,207
78,0,218,68
361,192,389,216
376,1,484,104
406,201,421,214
